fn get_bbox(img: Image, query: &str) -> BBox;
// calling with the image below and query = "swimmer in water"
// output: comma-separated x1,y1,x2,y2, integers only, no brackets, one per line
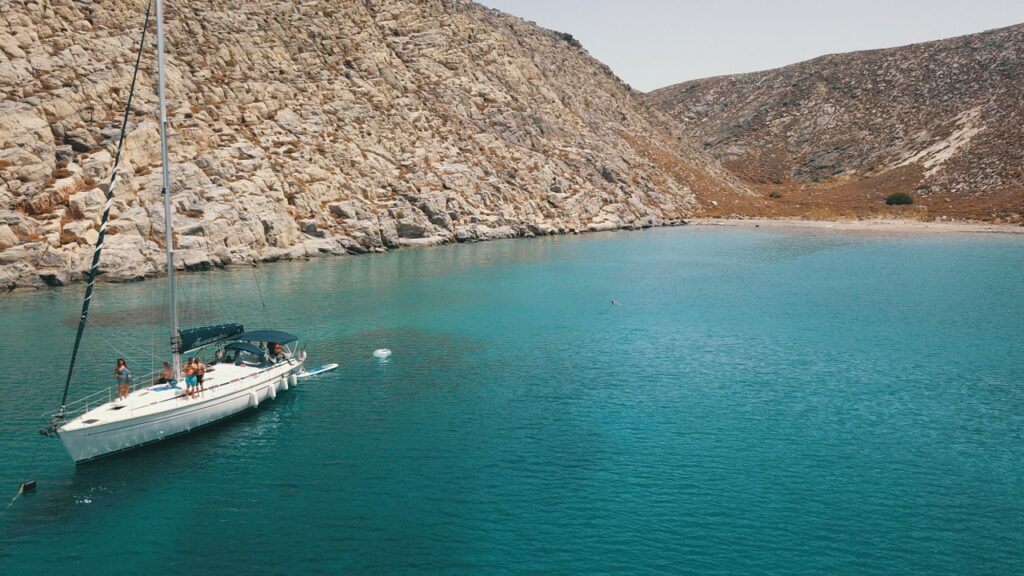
611,298,618,305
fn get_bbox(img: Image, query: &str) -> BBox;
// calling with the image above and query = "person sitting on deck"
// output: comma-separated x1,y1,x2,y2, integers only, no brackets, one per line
268,342,284,363
157,361,174,384
115,358,131,401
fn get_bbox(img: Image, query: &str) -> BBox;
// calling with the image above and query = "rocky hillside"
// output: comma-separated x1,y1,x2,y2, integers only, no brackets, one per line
0,0,743,290
648,24,1024,221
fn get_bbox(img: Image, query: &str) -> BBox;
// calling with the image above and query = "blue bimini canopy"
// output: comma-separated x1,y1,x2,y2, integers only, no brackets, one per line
239,330,298,344
224,341,266,356
178,323,245,353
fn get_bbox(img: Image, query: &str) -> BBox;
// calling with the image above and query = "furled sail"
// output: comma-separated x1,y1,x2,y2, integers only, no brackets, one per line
177,323,245,354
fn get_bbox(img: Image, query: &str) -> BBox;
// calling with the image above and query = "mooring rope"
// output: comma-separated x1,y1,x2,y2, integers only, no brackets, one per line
0,437,44,521
0,484,24,520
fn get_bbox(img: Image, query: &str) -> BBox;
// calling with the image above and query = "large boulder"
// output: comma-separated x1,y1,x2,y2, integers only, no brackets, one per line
0,224,18,249
97,234,158,282
175,249,215,271
414,192,453,230
37,245,72,286
0,261,44,290
327,200,370,220
0,241,46,265
68,188,107,222
0,102,51,148
378,217,399,249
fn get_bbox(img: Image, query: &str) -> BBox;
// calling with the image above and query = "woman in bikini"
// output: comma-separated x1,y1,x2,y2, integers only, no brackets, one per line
115,358,131,401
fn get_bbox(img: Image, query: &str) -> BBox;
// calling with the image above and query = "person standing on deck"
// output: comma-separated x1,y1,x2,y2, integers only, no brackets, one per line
115,358,131,401
183,360,197,399
195,358,206,395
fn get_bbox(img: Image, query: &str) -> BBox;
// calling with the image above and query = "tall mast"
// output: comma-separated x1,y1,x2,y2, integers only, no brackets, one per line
156,0,182,381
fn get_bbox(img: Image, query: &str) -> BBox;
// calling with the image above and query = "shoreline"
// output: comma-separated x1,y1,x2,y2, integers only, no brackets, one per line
688,217,1024,235
4,216,1022,295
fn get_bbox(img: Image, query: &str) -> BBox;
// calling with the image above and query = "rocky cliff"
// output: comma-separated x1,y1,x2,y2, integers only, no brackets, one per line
0,0,744,290
648,24,1024,221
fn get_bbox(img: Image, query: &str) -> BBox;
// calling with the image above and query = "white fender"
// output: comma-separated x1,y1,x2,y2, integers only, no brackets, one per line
268,384,276,400
249,390,259,407
285,374,296,390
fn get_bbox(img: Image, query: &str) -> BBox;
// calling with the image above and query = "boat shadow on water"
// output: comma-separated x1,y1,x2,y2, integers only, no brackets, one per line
3,393,302,531
75,389,301,469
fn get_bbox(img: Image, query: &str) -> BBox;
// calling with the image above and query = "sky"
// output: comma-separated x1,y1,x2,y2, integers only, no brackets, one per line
476,0,1024,92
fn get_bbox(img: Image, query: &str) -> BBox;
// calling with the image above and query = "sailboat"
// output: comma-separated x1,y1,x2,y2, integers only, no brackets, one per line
42,0,331,463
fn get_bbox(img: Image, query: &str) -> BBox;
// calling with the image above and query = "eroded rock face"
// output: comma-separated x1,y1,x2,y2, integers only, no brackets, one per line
0,0,741,290
647,24,1024,201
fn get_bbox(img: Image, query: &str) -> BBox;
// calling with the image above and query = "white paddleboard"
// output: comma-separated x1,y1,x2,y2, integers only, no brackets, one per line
297,363,339,378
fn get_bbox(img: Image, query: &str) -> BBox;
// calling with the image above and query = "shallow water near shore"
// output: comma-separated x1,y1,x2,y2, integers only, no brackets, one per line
1,227,1023,575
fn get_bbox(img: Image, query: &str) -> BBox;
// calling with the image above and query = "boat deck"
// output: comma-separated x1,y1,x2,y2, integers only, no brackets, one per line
61,359,299,432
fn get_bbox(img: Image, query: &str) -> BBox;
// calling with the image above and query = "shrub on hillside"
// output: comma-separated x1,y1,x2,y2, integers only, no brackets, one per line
555,31,582,49
885,192,913,206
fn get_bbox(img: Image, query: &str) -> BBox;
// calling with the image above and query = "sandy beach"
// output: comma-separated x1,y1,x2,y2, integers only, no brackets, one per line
690,217,1024,235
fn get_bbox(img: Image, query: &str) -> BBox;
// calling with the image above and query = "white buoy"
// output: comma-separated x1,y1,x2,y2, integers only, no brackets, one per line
373,348,392,360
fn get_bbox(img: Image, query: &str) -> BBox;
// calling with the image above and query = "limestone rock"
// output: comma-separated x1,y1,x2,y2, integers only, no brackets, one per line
97,234,159,282
0,0,750,291
0,261,44,290
175,249,215,271
68,188,107,222
0,224,18,249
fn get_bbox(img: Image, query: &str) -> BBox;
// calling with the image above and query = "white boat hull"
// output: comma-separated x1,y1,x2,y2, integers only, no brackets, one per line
58,361,301,463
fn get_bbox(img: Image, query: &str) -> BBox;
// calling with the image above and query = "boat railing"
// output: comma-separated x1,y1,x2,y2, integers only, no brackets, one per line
42,357,301,423
41,368,161,423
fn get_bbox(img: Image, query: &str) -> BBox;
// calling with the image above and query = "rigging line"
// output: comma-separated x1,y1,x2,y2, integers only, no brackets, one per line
57,0,155,416
67,321,154,364
86,321,155,359
93,331,148,366
202,268,222,322
86,322,158,364
212,279,233,326
152,291,160,371
201,248,230,326
215,157,271,329
149,220,159,374
202,237,235,328
251,265,270,328
182,275,196,328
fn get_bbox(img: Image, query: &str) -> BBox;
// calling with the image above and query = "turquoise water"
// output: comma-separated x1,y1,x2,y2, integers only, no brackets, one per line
1,227,1022,575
